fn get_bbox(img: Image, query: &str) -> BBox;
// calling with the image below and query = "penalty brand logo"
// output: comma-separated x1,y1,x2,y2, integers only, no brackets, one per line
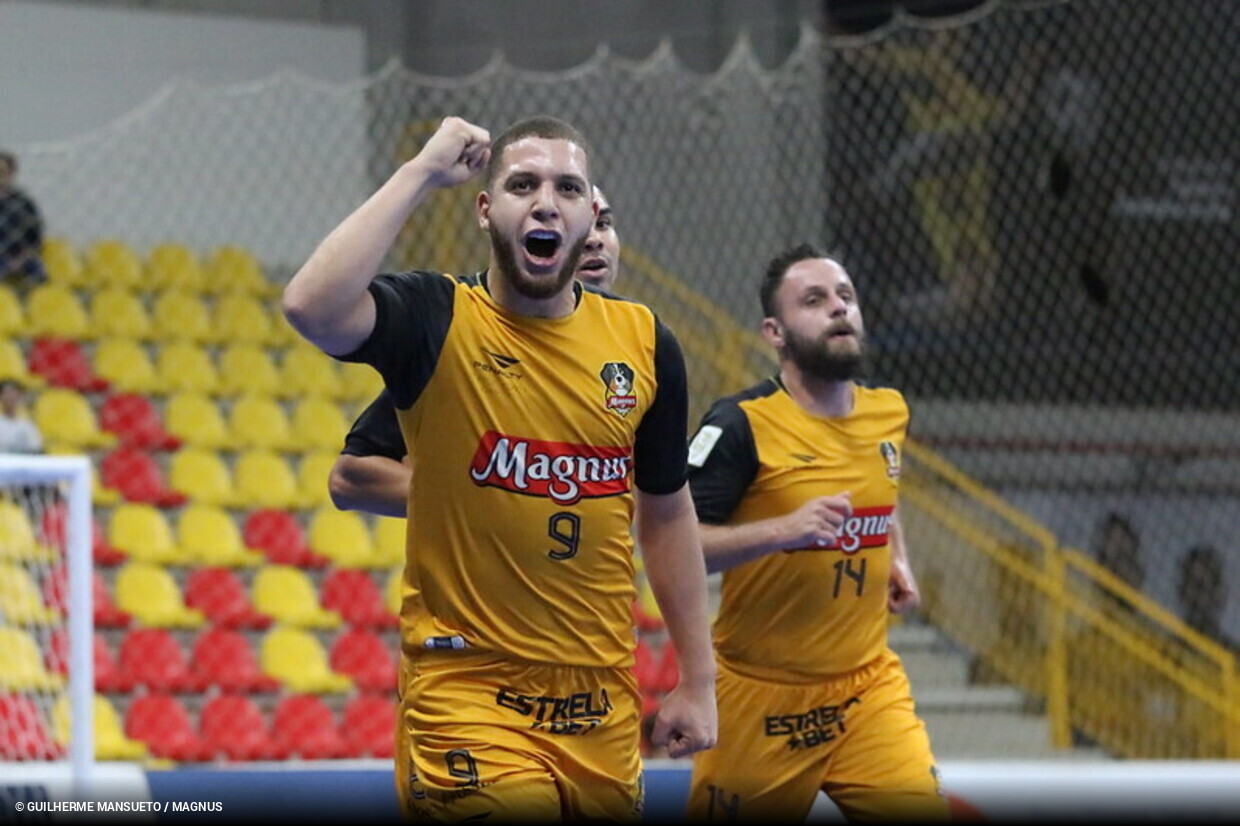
469,431,632,504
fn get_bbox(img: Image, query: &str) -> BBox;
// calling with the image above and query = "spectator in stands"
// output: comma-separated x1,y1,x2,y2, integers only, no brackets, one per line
1178,543,1232,647
1092,510,1144,608
0,151,47,291
0,379,43,454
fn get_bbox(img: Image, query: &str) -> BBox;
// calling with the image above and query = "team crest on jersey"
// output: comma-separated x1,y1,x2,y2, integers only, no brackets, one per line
879,440,901,479
600,361,637,418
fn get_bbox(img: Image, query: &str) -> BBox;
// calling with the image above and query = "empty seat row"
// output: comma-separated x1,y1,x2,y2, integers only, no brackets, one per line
11,336,382,403
42,238,278,299
0,690,393,763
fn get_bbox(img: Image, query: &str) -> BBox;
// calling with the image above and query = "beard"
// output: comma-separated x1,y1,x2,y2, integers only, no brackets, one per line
490,226,587,301
781,326,866,381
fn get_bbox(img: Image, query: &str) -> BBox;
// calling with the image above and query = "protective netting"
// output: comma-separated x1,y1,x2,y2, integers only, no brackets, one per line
3,0,1236,761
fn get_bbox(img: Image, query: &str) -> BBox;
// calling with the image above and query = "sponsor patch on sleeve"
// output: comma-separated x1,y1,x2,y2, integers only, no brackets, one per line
687,425,723,467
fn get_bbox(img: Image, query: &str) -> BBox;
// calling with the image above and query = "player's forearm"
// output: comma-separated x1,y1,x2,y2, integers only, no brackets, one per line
699,519,793,575
636,489,717,687
328,455,410,518
889,511,908,564
282,159,439,355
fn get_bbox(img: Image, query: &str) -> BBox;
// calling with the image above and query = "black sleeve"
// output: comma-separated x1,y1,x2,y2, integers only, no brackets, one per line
341,389,405,460
633,317,689,495
335,271,456,409
686,399,758,524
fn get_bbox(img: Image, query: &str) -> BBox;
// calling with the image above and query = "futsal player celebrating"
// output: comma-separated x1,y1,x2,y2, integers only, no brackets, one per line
684,244,949,822
282,115,716,822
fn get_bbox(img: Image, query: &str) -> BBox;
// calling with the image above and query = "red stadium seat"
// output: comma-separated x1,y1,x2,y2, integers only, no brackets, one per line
632,599,664,632
124,694,213,762
27,337,109,392
184,567,272,630
633,637,660,694
46,629,132,693
272,694,350,760
242,509,329,568
199,694,287,761
41,564,131,628
342,694,395,759
40,502,127,566
654,641,680,694
100,446,188,507
98,393,182,451
320,569,399,629
189,627,280,694
118,628,204,693
0,694,64,760
328,627,397,693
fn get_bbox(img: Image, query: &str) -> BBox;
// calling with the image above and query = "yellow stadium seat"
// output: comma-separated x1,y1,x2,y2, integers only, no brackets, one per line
107,503,192,566
290,398,349,453
53,694,148,761
204,245,275,297
338,362,385,403
234,450,302,510
308,507,384,569
229,394,295,452
252,565,341,630
217,343,281,398
0,501,57,563
33,389,119,452
25,284,91,339
84,239,144,291
0,341,41,387
278,344,344,400
155,342,220,396
372,517,407,568
113,562,205,629
295,451,339,509
0,627,65,691
167,448,239,508
260,626,351,694
0,286,28,337
176,504,263,568
0,563,62,625
89,287,153,341
385,566,403,615
146,243,204,294
42,237,86,288
164,392,231,449
212,294,278,347
150,290,212,343
93,338,162,395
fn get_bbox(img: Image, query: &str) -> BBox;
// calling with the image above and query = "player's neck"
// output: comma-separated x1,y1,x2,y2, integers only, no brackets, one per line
485,264,578,319
778,366,854,418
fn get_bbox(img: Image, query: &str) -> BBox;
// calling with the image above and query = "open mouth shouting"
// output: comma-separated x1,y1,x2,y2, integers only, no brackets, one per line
522,229,564,273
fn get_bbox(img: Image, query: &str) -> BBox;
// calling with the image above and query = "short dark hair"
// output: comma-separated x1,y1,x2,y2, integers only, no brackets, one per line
0,151,15,175
485,116,592,189
0,379,24,394
760,243,832,318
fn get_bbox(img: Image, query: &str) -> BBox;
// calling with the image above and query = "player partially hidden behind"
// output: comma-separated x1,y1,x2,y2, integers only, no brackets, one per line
684,244,949,822
282,115,715,822
328,185,623,517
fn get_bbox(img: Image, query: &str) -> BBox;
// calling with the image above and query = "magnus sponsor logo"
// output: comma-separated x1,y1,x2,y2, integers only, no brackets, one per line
469,431,632,505
809,505,895,554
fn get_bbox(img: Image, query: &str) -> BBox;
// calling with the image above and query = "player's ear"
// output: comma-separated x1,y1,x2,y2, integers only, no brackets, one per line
761,317,784,348
476,190,491,231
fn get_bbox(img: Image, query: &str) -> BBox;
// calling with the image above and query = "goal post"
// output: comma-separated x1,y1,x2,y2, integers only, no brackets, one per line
0,454,93,797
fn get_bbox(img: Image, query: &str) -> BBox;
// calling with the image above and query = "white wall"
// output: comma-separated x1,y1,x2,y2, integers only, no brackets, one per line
0,1,364,145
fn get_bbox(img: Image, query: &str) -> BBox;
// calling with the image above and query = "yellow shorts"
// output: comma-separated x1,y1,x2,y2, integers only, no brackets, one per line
395,650,644,823
686,648,949,823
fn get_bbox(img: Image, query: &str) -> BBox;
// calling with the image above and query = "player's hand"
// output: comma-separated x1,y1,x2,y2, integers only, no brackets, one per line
414,116,491,189
649,678,717,760
781,492,852,552
888,554,921,614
